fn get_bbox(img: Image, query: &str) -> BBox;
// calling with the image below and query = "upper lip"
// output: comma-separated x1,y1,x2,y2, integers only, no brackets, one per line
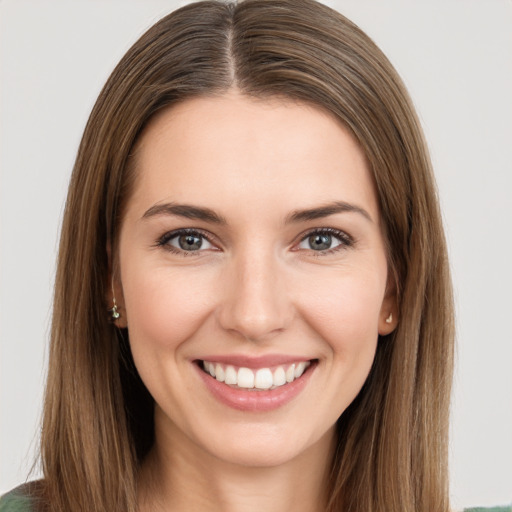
195,354,315,369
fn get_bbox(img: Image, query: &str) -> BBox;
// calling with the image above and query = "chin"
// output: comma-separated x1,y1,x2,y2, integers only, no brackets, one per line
192,420,334,469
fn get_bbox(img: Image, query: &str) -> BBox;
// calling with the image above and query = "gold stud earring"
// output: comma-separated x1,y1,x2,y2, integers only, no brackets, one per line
385,313,393,324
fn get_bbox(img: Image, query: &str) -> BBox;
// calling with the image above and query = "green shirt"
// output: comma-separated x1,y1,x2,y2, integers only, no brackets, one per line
1,486,511,512
0,490,34,512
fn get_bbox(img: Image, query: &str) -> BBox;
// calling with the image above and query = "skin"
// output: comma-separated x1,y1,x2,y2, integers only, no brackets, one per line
114,91,397,512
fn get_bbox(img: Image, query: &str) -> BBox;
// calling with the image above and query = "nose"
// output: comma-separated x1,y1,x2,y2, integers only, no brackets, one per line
217,248,293,342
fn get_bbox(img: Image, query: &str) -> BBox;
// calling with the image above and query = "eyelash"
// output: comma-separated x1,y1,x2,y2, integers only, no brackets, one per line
155,228,215,256
154,227,354,256
296,227,355,256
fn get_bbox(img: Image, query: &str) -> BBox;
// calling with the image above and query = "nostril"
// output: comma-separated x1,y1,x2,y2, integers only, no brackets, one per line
215,268,294,341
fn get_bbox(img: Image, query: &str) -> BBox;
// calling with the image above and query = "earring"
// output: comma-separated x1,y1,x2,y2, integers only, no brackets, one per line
109,278,120,320
109,296,120,320
385,313,393,324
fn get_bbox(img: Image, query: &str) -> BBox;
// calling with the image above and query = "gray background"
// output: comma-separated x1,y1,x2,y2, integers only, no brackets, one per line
1,1,511,508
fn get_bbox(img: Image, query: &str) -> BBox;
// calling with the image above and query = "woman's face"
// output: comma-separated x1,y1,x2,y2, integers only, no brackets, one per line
116,92,396,468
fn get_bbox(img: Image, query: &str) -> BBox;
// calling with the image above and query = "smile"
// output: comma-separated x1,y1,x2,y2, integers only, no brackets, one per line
201,360,311,390
195,357,317,411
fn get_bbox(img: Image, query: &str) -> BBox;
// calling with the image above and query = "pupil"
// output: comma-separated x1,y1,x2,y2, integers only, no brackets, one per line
309,234,331,251
179,234,202,250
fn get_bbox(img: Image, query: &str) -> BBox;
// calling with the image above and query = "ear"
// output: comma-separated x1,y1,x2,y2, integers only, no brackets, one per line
106,243,128,328
378,274,398,336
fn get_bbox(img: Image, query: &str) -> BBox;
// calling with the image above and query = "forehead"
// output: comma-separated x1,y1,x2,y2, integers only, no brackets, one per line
127,92,378,222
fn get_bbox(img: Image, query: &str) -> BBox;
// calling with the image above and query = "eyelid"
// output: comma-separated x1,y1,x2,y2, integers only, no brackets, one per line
293,227,355,254
155,228,220,254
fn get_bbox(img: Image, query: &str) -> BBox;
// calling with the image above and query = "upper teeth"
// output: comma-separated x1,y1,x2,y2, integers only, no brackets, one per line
202,361,311,390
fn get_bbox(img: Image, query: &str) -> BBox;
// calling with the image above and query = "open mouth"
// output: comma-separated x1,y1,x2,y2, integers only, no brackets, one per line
197,359,317,391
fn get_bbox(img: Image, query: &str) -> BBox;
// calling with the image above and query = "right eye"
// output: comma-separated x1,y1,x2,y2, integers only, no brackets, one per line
157,229,215,254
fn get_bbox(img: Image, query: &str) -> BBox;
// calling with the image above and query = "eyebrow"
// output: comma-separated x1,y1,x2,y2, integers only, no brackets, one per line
142,200,372,225
142,202,227,224
285,201,373,224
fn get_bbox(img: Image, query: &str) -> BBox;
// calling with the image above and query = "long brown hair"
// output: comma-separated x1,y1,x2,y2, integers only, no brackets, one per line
40,1,454,511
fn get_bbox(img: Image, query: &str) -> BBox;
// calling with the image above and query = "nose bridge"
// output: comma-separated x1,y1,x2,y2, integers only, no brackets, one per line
218,243,291,341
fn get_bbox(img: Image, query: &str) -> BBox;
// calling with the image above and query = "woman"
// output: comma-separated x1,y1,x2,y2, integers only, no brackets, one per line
0,0,467,510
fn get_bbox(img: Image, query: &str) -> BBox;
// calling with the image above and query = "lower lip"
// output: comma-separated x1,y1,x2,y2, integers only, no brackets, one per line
195,361,316,412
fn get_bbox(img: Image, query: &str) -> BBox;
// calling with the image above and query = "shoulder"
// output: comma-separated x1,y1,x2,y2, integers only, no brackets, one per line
0,492,33,512
0,483,41,512
463,507,512,512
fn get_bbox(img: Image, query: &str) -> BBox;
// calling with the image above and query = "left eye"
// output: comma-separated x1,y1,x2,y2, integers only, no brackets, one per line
297,231,347,252
162,231,214,252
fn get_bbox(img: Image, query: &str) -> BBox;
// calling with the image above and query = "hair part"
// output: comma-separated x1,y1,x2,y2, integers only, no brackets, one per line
41,1,454,511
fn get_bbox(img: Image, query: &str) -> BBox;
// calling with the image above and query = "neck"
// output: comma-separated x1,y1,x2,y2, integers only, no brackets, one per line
138,412,336,512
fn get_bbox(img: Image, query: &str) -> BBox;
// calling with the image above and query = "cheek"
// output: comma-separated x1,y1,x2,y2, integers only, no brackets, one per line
289,265,386,427
121,263,217,353
296,267,385,355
